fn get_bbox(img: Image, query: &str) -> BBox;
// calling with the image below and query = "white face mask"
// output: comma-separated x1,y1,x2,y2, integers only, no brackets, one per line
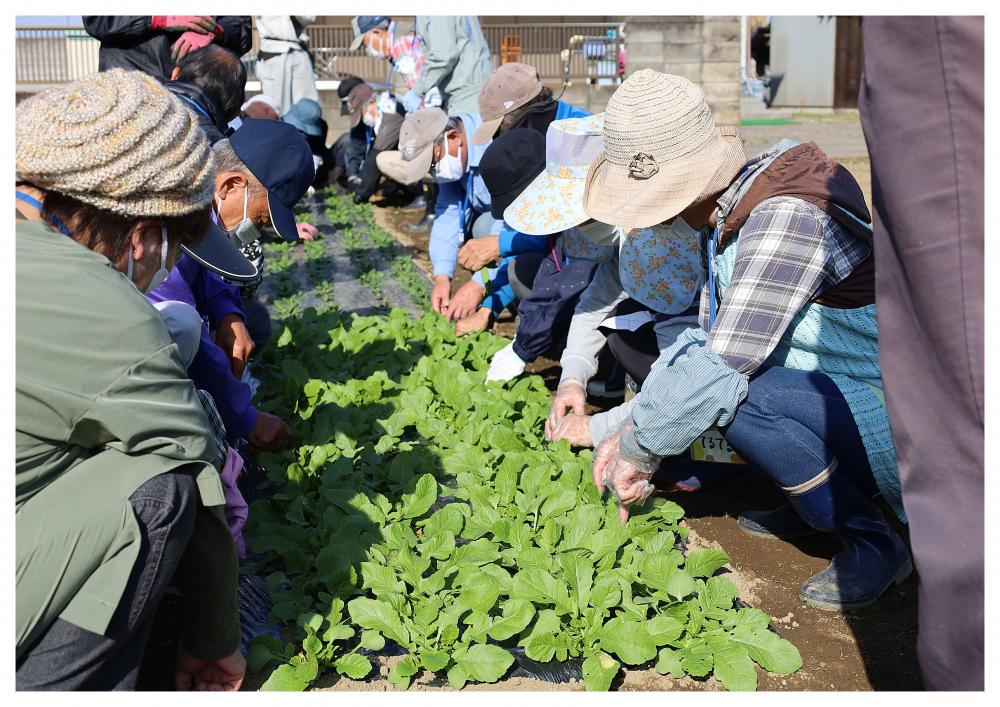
433,142,464,183
217,185,262,247
361,105,380,128
128,225,170,293
577,219,620,247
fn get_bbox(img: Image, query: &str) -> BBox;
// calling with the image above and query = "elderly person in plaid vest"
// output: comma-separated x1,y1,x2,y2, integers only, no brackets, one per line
583,70,909,614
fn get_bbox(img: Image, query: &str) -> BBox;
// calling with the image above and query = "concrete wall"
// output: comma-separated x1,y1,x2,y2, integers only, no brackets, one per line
623,15,741,125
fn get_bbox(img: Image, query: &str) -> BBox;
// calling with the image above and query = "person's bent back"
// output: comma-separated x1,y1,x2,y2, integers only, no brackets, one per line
15,69,245,691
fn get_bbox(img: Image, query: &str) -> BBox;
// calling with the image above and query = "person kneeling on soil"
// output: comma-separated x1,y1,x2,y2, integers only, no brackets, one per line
377,107,499,323
344,82,408,205
15,69,245,690
585,70,910,613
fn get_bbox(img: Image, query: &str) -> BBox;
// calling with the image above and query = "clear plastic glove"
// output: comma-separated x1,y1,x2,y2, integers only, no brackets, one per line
297,223,318,241
545,379,586,440
486,341,526,382
398,91,422,114
592,420,660,523
551,412,593,447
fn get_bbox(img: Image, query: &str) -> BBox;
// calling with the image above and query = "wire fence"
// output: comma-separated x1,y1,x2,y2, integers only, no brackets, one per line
16,22,625,86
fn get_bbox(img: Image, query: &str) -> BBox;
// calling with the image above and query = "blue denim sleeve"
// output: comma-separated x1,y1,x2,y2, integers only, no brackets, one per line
429,180,465,278
620,328,749,460
497,229,550,257
187,328,258,439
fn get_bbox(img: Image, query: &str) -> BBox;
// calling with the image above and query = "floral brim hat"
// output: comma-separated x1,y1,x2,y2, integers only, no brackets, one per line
502,113,605,235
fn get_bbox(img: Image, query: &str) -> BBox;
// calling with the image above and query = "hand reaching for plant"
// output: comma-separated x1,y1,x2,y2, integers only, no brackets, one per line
445,280,485,322
551,413,594,447
430,275,451,315
457,235,500,272
545,379,586,440
455,307,492,336
593,420,659,522
297,222,319,241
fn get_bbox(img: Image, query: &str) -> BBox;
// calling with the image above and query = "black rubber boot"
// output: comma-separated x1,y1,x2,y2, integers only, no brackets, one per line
784,464,912,611
737,503,820,540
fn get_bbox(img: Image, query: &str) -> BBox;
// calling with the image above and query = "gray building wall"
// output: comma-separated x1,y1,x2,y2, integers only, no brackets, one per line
623,16,741,125
769,16,837,108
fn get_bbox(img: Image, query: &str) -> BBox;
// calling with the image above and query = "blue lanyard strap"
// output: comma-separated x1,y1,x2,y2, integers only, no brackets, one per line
459,171,473,233
16,191,71,237
707,226,719,330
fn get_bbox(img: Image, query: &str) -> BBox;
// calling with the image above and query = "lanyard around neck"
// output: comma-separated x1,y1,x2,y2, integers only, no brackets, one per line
16,191,71,237
460,171,473,233
706,226,719,330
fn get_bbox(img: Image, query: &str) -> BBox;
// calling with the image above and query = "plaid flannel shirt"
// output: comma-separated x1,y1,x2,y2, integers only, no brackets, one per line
703,196,871,375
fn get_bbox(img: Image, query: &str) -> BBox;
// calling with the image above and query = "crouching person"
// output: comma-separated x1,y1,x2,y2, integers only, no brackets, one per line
586,70,910,612
15,70,243,690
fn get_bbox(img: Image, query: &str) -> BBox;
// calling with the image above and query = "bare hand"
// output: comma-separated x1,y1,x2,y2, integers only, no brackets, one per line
545,379,587,440
551,413,594,447
457,235,500,272
297,223,319,241
247,411,293,452
175,647,246,691
431,275,451,315
455,307,492,336
215,313,254,379
445,280,485,322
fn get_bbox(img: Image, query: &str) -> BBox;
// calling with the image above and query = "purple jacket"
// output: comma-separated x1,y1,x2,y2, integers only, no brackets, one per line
148,254,258,438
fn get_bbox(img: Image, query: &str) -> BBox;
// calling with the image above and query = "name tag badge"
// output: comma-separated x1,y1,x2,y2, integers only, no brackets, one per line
690,428,746,465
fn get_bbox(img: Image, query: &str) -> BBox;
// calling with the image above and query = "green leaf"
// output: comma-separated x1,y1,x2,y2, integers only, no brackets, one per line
447,664,468,690
423,504,467,537
701,575,740,610
680,639,714,677
711,640,757,691
663,569,697,599
522,631,560,662
247,637,281,673
261,654,318,691
640,553,677,589
684,548,731,578
387,655,420,690
588,574,622,610
323,624,355,643
361,561,405,596
359,629,386,651
399,474,438,519
598,616,657,666
559,554,594,609
510,568,566,605
730,625,803,674
347,597,410,646
723,607,771,631
646,614,685,647
419,650,450,672
459,572,501,614
454,644,514,683
335,652,373,680
487,599,536,641
655,647,686,678
582,652,620,692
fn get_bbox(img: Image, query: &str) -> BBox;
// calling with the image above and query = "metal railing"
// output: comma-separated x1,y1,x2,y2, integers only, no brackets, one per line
16,21,626,87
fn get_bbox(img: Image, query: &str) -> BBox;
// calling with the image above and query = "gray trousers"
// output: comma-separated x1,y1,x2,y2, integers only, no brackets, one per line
859,16,983,690
16,473,198,690
257,49,319,116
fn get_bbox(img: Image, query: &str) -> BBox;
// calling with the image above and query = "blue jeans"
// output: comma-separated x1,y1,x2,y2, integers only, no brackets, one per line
721,366,877,493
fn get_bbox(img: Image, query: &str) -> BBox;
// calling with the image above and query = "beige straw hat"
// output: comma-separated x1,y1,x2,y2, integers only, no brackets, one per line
582,69,748,229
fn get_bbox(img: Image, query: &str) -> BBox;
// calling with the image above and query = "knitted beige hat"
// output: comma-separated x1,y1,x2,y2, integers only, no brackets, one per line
582,69,748,229
15,68,215,217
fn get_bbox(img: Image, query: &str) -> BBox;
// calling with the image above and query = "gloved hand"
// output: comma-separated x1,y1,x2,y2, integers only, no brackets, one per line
592,419,661,523
551,412,593,447
486,341,526,382
151,15,217,34
171,29,215,62
296,222,318,241
398,91,423,114
545,379,586,440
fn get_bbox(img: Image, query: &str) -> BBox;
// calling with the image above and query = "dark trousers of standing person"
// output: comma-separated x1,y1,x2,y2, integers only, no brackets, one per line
859,16,983,690
16,473,199,690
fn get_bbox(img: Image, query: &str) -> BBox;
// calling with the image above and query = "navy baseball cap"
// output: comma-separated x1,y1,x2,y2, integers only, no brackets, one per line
230,118,314,242
349,15,389,50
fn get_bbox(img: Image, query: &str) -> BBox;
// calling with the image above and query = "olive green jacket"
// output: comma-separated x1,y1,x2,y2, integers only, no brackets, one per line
410,15,493,116
16,219,238,661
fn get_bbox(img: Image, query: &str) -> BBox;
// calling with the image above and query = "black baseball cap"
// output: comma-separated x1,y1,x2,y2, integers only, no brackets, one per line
479,128,547,219
338,76,365,115
229,118,314,241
